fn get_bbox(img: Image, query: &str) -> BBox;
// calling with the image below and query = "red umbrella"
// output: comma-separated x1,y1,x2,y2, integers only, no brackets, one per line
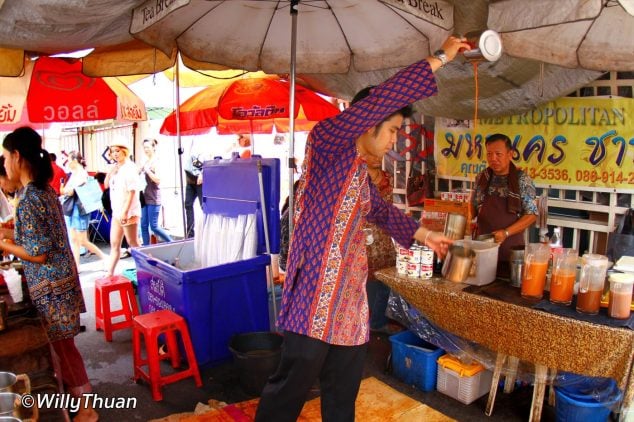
159,77,339,136
0,56,146,130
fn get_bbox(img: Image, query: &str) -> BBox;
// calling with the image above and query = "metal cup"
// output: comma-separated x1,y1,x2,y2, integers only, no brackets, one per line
0,373,30,395
462,30,503,62
444,213,467,241
442,245,476,283
0,393,20,417
510,260,524,288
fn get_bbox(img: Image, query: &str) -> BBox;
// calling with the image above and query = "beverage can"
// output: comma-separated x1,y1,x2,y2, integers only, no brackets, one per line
420,246,434,265
408,245,422,263
406,262,421,278
420,264,433,279
397,247,410,262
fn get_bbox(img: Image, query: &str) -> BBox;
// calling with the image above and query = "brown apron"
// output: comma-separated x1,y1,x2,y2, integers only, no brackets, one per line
476,194,524,278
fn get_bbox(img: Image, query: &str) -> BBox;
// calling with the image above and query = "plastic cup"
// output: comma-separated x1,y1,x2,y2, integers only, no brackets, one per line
549,248,578,305
521,243,550,299
4,277,22,304
608,273,634,319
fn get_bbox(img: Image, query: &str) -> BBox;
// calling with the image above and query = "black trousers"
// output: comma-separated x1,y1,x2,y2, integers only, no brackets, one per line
184,182,203,238
255,331,368,422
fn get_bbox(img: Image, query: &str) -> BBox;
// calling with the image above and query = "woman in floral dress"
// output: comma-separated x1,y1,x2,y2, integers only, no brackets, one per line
0,127,98,422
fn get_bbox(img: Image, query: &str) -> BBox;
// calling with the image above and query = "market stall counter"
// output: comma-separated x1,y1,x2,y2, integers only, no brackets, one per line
375,268,634,419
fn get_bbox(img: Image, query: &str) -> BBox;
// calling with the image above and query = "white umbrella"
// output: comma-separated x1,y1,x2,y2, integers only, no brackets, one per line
488,0,634,71
129,0,455,228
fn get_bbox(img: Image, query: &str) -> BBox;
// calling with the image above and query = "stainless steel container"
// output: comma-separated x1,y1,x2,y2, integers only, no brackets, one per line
444,213,467,241
462,30,503,62
442,245,476,283
509,246,525,287
0,392,20,417
510,261,524,287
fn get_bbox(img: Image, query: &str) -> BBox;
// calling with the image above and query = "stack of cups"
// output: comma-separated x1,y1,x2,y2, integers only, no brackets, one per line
2,269,22,304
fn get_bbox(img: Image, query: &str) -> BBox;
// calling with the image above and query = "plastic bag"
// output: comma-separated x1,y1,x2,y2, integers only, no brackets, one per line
406,167,431,206
60,195,75,216
74,177,103,214
606,208,634,262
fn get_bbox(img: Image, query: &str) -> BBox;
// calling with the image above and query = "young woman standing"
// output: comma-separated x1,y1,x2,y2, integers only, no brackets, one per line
139,138,172,245
61,151,107,268
104,141,141,276
0,126,98,421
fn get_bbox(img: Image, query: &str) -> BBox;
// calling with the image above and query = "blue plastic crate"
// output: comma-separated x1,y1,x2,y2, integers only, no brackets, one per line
389,330,445,392
132,240,271,367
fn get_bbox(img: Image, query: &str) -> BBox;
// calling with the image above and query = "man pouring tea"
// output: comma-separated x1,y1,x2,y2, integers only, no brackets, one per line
472,133,538,277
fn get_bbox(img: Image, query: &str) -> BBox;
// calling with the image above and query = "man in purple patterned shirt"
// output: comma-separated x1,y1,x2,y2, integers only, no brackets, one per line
256,36,470,422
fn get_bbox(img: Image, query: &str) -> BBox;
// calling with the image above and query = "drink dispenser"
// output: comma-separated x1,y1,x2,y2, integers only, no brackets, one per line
576,254,609,314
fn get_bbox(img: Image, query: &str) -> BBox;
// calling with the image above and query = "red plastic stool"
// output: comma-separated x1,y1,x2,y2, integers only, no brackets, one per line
132,310,202,401
94,275,139,342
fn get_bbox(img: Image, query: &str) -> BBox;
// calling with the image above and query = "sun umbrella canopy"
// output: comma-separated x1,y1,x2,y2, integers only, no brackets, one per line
130,0,454,74
0,0,609,119
0,56,147,129
488,0,634,71
160,77,339,136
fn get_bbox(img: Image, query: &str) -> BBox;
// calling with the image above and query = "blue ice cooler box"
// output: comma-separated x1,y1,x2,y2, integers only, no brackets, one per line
132,156,280,367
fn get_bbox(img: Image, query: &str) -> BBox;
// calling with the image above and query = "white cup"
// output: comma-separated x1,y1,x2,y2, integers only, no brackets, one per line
3,271,22,303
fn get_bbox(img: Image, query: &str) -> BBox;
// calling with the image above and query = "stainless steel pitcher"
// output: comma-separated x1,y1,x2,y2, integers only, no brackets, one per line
442,245,476,283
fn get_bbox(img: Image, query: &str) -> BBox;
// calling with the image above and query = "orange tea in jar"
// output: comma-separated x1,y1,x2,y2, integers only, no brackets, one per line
549,271,576,305
521,261,548,299
576,289,603,314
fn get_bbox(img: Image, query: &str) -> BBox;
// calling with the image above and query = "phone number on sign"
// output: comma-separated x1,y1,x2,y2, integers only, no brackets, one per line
521,167,634,184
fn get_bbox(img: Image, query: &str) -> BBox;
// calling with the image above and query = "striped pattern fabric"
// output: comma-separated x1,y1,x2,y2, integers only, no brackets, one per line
277,59,438,346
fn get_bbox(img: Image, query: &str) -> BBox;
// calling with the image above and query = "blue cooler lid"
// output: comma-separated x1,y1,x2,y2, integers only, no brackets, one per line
202,156,280,254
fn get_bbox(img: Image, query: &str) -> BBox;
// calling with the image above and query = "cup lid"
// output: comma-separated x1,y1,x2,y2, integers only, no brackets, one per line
581,253,609,265
478,30,503,62
609,273,634,284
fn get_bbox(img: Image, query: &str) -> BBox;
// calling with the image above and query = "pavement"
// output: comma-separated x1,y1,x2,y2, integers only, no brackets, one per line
74,241,553,422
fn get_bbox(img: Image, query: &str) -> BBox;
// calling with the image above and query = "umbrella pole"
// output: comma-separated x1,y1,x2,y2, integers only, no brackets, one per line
257,159,277,327
175,56,187,237
288,0,299,235
249,120,255,156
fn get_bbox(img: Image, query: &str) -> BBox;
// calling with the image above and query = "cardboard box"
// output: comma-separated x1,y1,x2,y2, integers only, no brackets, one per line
421,199,473,236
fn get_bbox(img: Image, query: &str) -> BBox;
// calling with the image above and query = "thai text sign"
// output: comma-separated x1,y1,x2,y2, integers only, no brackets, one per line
434,98,634,191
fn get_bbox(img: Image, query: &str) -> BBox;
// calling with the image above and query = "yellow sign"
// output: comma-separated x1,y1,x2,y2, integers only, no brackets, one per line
434,97,634,190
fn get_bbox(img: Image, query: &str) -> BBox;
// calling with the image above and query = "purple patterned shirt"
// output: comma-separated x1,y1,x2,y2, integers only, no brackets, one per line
277,59,438,346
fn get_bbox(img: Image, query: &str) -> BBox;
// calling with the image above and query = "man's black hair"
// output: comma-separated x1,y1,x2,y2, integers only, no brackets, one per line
485,133,513,150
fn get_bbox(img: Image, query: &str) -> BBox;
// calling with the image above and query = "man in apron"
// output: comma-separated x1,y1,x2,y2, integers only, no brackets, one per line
473,133,538,278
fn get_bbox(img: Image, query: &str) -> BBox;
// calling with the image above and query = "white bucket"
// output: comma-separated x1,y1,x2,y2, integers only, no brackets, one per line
454,240,500,286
